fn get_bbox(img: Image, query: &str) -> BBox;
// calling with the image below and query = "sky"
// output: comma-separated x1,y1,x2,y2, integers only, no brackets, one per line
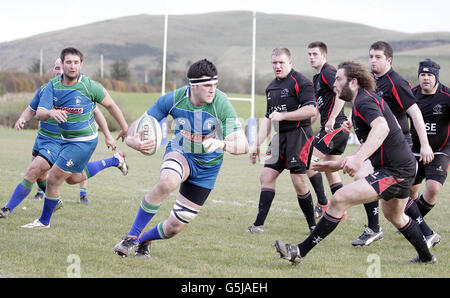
0,0,449,43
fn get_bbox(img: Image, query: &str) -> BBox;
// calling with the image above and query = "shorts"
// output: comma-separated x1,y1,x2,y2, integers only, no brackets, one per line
413,153,449,185
264,126,314,174
365,166,416,200
313,126,349,156
55,138,98,173
32,134,62,166
164,144,222,191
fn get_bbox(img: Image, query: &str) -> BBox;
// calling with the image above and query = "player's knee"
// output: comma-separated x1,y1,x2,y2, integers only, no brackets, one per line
156,177,179,195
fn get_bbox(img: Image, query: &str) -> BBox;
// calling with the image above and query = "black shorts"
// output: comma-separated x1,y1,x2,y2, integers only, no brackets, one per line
264,126,314,174
179,180,211,206
413,153,449,185
365,166,416,201
313,126,349,156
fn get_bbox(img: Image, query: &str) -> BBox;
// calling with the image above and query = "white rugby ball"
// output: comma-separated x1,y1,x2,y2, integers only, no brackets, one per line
135,115,162,155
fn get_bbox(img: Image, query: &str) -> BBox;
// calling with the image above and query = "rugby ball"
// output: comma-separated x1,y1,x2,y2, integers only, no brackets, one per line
135,115,162,155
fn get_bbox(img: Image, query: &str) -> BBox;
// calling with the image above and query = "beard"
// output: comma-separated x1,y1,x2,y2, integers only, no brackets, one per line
339,82,354,102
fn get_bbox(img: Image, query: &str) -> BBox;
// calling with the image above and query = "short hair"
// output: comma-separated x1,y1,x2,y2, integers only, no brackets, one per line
307,41,328,55
369,41,393,60
60,47,84,62
187,59,218,79
271,48,291,59
338,61,376,92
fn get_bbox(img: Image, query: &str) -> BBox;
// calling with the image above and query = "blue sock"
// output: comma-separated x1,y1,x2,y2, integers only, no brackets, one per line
84,156,119,178
5,179,33,212
139,221,168,243
38,197,60,226
128,198,160,239
80,187,87,198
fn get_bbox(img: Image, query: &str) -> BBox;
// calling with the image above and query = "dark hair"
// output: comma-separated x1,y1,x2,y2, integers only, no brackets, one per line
307,41,327,55
187,59,218,79
338,61,376,91
60,47,84,62
369,41,393,60
271,48,291,59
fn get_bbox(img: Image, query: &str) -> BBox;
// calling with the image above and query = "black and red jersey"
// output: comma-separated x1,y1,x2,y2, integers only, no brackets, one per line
411,83,450,154
312,63,347,127
265,69,316,132
374,68,416,135
352,88,415,169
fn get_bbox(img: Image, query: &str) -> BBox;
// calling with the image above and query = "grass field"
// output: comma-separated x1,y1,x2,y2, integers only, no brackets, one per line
0,125,448,279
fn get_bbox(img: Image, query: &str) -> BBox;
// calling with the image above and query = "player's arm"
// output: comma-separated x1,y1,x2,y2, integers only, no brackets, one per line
269,104,316,122
93,108,116,150
406,104,434,164
342,116,389,176
14,106,36,130
325,97,346,132
98,92,129,142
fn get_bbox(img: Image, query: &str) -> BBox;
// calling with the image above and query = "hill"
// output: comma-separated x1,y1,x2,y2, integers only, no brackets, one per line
1,11,450,94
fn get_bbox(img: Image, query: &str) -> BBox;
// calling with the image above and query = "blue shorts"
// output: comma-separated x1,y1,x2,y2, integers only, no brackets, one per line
56,138,98,173
164,144,222,190
32,133,62,166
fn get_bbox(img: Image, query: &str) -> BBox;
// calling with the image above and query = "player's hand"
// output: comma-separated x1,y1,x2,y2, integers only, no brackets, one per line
105,134,117,151
125,129,155,154
420,144,434,165
49,109,67,123
310,160,342,172
341,120,352,134
269,111,284,122
249,146,260,164
341,155,363,177
116,128,128,142
14,118,26,130
202,138,225,153
325,118,335,133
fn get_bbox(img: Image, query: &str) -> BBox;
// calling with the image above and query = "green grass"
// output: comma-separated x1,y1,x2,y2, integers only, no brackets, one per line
0,126,448,278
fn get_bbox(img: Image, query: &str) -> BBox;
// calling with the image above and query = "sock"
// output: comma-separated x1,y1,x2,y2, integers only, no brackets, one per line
415,194,434,217
254,188,275,226
84,156,119,178
128,198,161,238
139,221,169,243
364,201,380,232
38,196,60,225
330,182,343,195
399,217,433,262
309,173,328,205
36,180,46,194
298,212,342,257
297,191,316,229
80,187,87,198
5,179,34,212
404,198,433,236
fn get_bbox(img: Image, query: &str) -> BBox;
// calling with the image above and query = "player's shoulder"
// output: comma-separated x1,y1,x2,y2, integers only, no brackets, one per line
388,68,410,86
438,84,450,98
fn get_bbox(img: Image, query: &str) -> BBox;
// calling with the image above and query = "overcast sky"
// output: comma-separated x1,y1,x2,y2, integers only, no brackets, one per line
0,0,449,43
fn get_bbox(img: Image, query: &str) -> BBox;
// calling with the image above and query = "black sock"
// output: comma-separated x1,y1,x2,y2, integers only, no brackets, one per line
399,217,433,262
364,201,380,232
404,198,433,236
415,194,434,217
298,212,341,257
330,182,343,195
309,173,328,205
254,188,275,226
297,192,316,229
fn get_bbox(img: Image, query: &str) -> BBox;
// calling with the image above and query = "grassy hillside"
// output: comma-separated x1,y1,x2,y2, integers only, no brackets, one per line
1,11,450,94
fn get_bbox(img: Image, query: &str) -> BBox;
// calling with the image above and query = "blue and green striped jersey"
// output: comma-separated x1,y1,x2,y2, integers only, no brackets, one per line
29,85,61,139
38,74,106,141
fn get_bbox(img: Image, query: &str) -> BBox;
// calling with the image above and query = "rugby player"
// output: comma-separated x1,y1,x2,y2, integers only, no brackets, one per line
113,59,249,259
275,61,437,265
18,48,128,228
307,41,349,219
409,59,449,246
352,41,434,247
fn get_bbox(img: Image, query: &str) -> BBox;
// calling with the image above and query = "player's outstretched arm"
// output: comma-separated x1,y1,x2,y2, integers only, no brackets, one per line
94,108,116,150
14,107,35,130
99,92,129,142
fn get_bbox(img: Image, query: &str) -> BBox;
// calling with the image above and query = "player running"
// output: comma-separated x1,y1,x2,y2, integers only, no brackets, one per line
307,41,349,219
113,59,248,259
17,48,128,228
275,61,437,265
